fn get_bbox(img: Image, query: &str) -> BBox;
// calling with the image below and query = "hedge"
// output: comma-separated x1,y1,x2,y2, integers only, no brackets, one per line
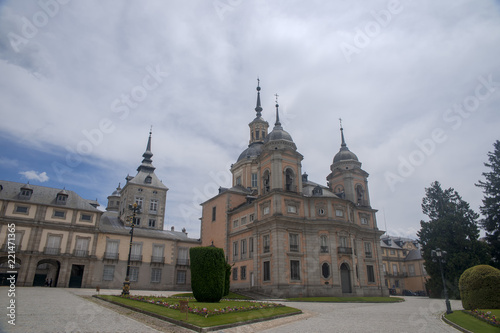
190,246,226,302
459,265,500,310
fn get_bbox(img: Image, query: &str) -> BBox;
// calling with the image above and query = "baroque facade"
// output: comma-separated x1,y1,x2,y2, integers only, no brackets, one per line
0,132,200,290
200,83,389,298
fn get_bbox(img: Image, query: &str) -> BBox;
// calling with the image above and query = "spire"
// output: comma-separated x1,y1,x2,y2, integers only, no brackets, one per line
340,118,347,148
274,93,282,128
255,78,263,117
137,129,155,172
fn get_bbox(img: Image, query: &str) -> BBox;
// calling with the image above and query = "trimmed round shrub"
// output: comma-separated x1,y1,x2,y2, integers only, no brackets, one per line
190,246,226,302
459,265,500,310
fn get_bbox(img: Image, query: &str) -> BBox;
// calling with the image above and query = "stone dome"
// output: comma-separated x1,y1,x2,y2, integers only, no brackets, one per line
237,142,263,162
333,146,358,163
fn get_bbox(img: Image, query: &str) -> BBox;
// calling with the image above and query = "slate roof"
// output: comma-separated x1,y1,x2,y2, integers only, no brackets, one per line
100,211,200,243
0,180,101,212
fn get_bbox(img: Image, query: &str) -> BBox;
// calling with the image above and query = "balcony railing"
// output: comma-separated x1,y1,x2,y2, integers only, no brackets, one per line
44,247,60,255
289,244,299,252
151,256,164,263
263,246,270,253
104,252,119,260
320,246,329,253
176,259,190,266
73,249,89,257
365,252,373,258
337,247,353,255
2,244,21,252
130,254,142,262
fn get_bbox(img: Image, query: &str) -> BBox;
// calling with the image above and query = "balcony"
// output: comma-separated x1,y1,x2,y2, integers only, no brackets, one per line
104,252,119,260
130,254,143,262
44,247,60,255
263,246,270,253
151,256,164,263
176,259,190,266
337,247,353,255
289,244,299,252
73,249,89,257
365,252,373,258
320,246,329,253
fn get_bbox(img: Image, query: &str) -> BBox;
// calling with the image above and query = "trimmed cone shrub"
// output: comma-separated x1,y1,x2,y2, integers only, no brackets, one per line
190,246,226,302
459,265,500,310
224,262,231,296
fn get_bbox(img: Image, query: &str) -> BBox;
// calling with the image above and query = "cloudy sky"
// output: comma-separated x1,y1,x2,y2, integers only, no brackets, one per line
1,0,499,239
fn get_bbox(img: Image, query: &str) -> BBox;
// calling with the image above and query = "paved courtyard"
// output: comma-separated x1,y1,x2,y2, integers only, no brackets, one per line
0,287,463,333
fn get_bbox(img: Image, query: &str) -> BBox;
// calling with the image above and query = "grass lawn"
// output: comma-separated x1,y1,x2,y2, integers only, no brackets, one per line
286,296,404,303
445,310,500,333
99,295,300,328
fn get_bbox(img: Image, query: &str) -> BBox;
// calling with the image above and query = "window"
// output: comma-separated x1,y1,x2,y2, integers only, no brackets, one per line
53,210,66,218
408,264,415,276
289,233,299,252
145,176,152,184
249,214,254,222
364,242,372,258
135,197,143,208
15,205,29,214
322,263,330,279
390,249,395,255
249,237,254,258
177,247,189,265
232,267,238,280
212,206,216,221
285,169,294,192
80,213,92,222
367,265,375,283
56,193,68,205
240,216,247,225
236,176,242,185
335,209,343,217
20,188,32,199
102,265,115,281
395,280,400,288
383,263,387,273
287,205,297,214
150,199,158,212
251,173,258,188
263,206,270,215
392,264,398,275
134,217,141,226
320,235,328,253
152,244,164,263
131,243,142,261
177,270,186,284
105,240,119,259
339,236,348,248
290,260,300,280
233,241,239,260
263,235,270,253
130,267,139,282
148,219,156,228
241,266,247,280
241,239,247,259
318,208,325,216
361,217,368,225
233,219,239,228
263,261,271,281
74,238,89,257
45,235,61,255
151,268,161,283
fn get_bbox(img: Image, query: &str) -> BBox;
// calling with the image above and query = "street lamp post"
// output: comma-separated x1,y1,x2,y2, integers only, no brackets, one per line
431,248,453,314
121,203,140,296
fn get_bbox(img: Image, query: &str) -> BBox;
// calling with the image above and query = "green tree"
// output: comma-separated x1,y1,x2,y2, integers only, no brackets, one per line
189,246,226,302
476,140,500,268
417,181,490,299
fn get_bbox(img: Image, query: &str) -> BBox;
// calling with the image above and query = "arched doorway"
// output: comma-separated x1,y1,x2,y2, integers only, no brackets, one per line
33,259,60,287
340,263,352,293
0,257,21,286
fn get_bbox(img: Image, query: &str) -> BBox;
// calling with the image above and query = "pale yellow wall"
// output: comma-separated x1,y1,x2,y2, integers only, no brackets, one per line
5,202,36,219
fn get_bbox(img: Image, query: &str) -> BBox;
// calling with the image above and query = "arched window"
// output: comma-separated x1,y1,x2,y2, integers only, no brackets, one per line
356,185,365,205
320,235,328,253
263,170,270,193
285,169,295,192
145,176,152,184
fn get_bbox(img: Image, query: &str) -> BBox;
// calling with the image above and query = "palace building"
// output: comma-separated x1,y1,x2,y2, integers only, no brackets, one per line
200,82,389,297
0,132,200,290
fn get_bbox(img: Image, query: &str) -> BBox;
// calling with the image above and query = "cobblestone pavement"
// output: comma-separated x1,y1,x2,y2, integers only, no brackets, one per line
0,287,464,333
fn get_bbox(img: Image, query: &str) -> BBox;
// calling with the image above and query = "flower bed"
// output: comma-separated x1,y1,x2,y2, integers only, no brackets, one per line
122,295,285,318
465,309,500,327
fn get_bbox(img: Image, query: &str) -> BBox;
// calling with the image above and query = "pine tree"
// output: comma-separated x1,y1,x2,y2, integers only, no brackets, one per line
476,140,500,268
417,181,490,298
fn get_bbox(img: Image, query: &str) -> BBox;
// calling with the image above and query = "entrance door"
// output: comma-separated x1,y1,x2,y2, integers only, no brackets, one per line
340,263,352,293
69,265,85,288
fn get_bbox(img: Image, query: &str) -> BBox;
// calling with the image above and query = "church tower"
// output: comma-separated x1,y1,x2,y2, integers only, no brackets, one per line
118,130,168,230
326,122,371,207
